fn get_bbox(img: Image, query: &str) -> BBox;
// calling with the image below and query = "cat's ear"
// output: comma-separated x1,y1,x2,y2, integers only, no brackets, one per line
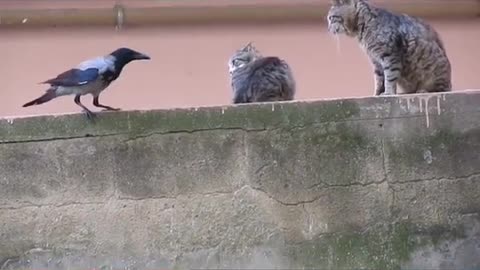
243,41,255,51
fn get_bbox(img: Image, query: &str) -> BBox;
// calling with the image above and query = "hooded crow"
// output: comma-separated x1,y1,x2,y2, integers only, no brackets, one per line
23,47,150,119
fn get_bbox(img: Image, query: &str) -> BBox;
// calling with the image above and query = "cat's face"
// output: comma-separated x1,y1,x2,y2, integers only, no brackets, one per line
228,43,262,75
327,0,359,37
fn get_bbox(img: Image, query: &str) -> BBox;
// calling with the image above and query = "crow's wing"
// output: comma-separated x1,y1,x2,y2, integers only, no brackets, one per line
41,68,100,87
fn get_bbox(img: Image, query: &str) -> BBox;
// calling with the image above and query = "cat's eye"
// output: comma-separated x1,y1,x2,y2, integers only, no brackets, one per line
233,59,243,66
328,15,338,22
328,15,343,23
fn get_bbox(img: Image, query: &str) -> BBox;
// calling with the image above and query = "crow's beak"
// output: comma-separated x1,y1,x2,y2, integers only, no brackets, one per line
134,52,151,60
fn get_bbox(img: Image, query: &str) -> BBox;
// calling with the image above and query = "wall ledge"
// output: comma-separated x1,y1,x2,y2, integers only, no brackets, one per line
1,89,479,144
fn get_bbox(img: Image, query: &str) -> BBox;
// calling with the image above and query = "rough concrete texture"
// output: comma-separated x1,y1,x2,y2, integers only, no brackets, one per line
0,90,480,269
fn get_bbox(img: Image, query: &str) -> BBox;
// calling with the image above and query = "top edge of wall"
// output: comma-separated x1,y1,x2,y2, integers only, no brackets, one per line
0,0,479,28
1,89,480,144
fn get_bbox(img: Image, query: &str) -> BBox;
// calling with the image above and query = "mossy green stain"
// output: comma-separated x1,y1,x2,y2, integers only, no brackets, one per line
423,223,466,247
309,123,370,153
286,222,467,269
386,128,474,170
425,129,460,148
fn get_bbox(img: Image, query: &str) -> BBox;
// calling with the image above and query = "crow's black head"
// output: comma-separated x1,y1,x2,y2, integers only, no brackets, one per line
108,47,150,77
110,47,150,65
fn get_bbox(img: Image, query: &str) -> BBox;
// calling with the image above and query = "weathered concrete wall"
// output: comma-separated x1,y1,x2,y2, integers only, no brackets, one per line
1,91,480,269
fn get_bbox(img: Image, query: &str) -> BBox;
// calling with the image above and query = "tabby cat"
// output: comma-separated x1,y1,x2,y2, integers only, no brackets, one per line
327,0,452,95
227,43,296,103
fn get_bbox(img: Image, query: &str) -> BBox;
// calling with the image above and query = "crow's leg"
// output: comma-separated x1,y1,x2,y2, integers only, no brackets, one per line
93,96,121,111
74,95,96,120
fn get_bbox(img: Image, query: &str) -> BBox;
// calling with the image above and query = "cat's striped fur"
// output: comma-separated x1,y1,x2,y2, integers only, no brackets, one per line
327,0,452,95
228,43,296,104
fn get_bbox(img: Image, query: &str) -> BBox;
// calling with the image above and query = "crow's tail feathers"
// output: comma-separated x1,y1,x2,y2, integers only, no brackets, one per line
22,88,57,107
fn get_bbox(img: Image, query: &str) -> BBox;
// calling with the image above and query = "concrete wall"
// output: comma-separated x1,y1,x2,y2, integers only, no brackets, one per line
1,90,480,269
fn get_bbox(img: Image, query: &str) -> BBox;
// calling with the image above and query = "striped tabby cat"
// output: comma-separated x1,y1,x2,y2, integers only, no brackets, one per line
228,42,296,103
327,0,452,95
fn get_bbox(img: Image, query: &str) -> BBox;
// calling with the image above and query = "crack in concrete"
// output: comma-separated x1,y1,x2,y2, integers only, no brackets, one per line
246,185,322,206
307,179,386,191
2,173,478,211
0,200,105,210
121,127,267,144
0,132,126,145
380,129,389,182
116,195,176,201
116,189,234,201
389,172,480,185
239,170,480,206
197,190,234,196
254,163,271,176
0,127,267,145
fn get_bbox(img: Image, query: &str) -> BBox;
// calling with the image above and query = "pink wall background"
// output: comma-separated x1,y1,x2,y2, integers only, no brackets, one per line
1,19,479,117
